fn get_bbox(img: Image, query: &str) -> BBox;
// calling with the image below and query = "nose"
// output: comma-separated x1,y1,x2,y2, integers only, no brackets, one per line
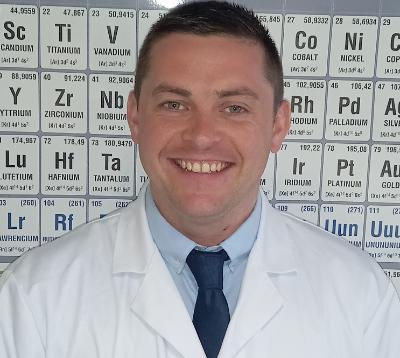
181,111,222,150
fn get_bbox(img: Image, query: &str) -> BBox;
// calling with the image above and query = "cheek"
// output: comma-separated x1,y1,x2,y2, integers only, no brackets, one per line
246,131,271,168
136,124,161,163
241,133,269,163
137,116,164,144
138,121,180,160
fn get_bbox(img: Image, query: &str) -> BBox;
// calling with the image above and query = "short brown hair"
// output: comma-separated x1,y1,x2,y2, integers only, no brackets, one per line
134,1,283,110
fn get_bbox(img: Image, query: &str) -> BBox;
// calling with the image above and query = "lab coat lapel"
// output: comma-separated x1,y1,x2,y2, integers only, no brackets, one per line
114,188,205,358
219,195,297,358
130,251,205,358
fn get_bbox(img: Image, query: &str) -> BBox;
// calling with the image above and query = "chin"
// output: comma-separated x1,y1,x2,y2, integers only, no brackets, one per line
176,194,228,219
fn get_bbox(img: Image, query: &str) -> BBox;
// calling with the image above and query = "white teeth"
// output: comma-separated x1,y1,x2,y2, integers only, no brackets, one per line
192,162,201,173
176,160,228,173
202,163,210,173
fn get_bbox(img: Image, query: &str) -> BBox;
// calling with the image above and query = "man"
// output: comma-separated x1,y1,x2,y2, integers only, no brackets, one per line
0,1,399,357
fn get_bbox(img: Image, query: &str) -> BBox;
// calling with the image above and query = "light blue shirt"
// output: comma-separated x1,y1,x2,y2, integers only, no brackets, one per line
145,188,261,318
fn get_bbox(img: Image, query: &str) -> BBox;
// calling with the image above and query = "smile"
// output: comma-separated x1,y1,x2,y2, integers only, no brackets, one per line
174,159,230,173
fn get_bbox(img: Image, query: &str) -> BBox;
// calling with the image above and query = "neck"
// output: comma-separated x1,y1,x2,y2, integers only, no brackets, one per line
151,191,258,247
172,215,247,247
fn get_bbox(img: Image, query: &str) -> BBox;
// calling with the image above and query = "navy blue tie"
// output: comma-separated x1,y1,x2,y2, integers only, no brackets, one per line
186,249,230,358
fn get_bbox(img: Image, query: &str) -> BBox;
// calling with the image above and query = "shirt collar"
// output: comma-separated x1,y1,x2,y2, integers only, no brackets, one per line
145,188,261,274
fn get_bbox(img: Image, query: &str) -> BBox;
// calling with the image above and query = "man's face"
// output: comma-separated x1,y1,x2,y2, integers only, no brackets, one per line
128,34,290,225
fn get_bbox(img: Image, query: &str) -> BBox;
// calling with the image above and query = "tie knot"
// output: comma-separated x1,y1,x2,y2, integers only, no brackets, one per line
186,249,229,289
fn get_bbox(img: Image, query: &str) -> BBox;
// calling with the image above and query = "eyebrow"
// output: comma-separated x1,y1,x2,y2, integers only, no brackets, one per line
152,84,192,97
216,87,259,100
151,84,259,100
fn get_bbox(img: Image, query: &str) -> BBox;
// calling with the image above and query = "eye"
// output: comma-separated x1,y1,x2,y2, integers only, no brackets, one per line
163,101,185,111
225,105,247,114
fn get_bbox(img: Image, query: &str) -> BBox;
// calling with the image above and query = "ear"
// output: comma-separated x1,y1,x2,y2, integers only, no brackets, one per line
270,100,291,153
127,90,140,143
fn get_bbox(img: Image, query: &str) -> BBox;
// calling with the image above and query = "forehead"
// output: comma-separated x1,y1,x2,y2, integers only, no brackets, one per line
142,33,270,92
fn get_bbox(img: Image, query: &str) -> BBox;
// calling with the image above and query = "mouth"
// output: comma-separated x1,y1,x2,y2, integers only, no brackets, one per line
174,159,231,173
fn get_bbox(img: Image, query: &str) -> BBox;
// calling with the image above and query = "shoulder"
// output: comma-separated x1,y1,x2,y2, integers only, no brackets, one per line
3,199,139,289
264,203,389,294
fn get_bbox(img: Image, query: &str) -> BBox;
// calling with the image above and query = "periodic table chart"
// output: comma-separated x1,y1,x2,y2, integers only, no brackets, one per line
0,0,399,292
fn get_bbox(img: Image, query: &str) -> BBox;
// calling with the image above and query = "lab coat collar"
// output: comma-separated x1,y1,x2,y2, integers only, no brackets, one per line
259,192,298,274
219,192,298,358
129,245,205,358
113,183,155,274
113,185,205,357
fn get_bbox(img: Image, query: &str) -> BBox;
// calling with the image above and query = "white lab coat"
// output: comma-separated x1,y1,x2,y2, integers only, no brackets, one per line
1,190,399,358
